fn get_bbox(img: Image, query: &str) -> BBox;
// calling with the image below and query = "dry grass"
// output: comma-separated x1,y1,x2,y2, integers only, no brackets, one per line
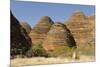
10,55,95,67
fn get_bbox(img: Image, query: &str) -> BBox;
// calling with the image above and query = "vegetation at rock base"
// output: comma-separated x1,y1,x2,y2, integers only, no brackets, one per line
32,44,48,57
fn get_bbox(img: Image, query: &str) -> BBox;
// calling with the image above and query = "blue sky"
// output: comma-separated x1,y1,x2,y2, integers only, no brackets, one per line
11,0,95,27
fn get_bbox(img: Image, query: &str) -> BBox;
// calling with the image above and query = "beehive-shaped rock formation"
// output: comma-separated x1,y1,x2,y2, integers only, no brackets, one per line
65,11,87,29
64,11,95,47
20,21,32,34
29,16,54,45
42,22,76,52
10,12,32,58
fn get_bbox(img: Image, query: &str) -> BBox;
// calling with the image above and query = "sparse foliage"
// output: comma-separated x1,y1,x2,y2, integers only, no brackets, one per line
32,44,48,57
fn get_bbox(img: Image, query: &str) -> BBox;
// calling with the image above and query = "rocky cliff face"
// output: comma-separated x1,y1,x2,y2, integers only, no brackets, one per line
29,16,54,45
10,12,32,58
64,11,95,48
42,22,76,53
20,21,32,34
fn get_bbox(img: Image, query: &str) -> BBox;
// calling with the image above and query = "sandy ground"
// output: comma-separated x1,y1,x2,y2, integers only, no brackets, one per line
10,55,95,67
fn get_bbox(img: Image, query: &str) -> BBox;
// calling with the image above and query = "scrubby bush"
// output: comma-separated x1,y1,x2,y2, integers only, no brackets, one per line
32,44,48,57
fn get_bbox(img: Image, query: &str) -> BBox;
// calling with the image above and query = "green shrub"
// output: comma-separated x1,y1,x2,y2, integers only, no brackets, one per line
32,44,48,57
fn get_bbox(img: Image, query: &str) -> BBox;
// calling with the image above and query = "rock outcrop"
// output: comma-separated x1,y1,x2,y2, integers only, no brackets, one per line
42,22,76,53
64,11,95,48
29,16,54,45
20,21,32,34
10,12,32,58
